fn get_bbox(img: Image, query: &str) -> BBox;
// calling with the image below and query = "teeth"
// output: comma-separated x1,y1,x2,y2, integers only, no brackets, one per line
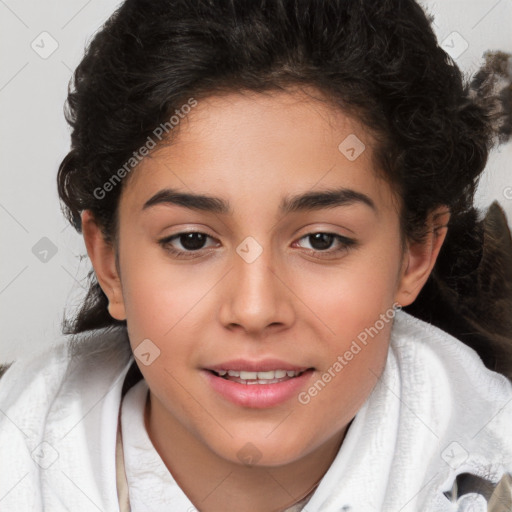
218,369,303,380
240,371,257,380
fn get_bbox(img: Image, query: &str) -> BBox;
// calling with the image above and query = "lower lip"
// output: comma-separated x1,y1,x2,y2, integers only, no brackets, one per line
202,369,314,408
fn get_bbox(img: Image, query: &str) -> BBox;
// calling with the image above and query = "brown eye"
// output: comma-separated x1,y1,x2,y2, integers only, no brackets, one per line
294,232,357,258
173,232,209,250
158,232,218,258
304,233,336,250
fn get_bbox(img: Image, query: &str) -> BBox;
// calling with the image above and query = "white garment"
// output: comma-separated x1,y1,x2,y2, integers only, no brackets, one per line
120,379,195,510
0,310,511,511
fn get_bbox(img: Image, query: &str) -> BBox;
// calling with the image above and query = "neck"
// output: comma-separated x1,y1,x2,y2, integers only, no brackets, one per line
144,391,349,512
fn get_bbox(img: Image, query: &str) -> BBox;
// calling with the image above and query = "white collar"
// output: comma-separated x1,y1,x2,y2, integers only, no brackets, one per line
120,378,196,510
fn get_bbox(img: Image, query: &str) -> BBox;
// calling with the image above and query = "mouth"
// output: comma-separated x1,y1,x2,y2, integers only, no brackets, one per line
206,368,313,385
202,364,316,408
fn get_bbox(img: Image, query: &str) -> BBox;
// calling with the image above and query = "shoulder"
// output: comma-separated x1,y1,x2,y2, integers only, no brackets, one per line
392,309,510,376
0,328,134,510
0,339,70,413
0,327,133,416
391,309,512,447
392,312,512,474
391,309,512,407
388,311,512,507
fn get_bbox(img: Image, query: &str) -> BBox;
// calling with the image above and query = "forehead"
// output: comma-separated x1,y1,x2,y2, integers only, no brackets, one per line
120,89,397,215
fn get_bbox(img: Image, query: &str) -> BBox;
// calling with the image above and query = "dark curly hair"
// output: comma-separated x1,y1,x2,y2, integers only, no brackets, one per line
56,0,511,361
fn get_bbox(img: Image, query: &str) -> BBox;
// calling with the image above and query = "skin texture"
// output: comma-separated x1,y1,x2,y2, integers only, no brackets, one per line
82,89,449,512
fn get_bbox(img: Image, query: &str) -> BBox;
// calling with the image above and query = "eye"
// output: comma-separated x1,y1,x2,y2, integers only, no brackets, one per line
158,231,357,260
158,231,219,259
293,232,357,258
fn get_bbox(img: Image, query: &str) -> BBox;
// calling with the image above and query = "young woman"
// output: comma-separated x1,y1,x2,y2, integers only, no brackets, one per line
1,0,511,511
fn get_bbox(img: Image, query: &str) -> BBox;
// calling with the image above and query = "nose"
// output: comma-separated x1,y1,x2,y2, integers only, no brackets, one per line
218,241,295,336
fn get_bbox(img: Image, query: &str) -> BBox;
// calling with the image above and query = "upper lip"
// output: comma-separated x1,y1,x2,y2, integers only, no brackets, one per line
205,359,313,372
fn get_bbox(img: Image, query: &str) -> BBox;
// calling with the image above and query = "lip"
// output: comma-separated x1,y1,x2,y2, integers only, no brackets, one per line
202,368,315,409
206,358,312,372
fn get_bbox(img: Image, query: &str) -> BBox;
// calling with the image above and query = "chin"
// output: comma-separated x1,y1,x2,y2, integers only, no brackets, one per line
210,436,312,468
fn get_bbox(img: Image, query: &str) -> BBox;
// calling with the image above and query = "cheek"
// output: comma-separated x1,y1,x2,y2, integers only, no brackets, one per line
297,235,401,339
119,254,205,407
119,242,212,340
293,235,400,405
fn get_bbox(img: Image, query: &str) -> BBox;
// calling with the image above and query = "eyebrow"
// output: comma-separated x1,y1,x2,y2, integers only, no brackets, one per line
142,186,376,215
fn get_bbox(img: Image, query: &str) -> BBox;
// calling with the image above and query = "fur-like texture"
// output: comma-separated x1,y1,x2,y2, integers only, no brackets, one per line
405,201,512,381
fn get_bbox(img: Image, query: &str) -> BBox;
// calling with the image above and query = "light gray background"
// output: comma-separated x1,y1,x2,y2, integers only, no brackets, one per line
1,0,511,364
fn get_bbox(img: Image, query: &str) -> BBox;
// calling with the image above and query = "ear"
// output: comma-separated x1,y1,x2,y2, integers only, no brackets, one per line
81,210,126,321
395,206,451,307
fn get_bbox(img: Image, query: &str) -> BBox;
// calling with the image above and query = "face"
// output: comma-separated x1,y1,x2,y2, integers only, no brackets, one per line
84,88,444,468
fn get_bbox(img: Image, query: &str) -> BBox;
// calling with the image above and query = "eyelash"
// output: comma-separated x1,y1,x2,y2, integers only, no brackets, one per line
158,231,357,260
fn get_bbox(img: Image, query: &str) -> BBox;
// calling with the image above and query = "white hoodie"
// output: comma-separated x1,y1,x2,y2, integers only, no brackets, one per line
0,310,511,511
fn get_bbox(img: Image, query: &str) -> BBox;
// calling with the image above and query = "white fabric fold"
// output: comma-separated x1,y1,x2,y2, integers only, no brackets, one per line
1,310,511,511
121,379,196,510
